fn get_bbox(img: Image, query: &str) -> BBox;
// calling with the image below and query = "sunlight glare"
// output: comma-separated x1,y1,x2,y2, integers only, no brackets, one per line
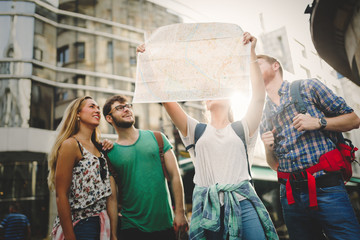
231,91,250,121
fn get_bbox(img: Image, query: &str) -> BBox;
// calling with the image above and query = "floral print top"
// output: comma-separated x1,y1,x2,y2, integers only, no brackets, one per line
52,139,112,230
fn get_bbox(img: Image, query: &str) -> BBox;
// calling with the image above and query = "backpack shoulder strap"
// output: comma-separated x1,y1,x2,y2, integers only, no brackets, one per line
185,123,207,152
153,131,170,181
290,80,307,114
231,121,253,182
231,121,247,154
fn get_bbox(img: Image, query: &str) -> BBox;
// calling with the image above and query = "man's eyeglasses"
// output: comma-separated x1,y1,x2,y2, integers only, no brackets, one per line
108,103,133,115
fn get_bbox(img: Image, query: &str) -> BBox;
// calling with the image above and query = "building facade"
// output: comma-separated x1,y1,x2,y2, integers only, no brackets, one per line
0,0,206,238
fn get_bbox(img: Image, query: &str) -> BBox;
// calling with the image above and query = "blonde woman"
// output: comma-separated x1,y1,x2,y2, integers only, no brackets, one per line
48,96,118,240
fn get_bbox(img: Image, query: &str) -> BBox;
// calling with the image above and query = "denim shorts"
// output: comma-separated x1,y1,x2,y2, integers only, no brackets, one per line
73,216,100,240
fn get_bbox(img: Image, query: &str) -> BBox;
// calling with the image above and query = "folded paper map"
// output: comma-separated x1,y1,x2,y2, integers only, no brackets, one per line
133,22,251,103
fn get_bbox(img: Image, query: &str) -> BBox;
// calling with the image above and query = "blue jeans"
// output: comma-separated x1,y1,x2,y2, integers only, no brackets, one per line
73,216,100,240
205,200,266,240
280,181,360,240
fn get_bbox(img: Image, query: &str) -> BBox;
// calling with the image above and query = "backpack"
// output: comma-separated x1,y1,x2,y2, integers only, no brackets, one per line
185,121,253,181
290,80,358,181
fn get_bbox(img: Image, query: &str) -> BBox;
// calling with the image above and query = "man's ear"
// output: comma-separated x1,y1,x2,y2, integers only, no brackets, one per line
105,114,113,124
272,62,280,72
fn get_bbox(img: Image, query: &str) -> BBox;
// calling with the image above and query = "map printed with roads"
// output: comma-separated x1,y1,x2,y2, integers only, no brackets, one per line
133,22,251,103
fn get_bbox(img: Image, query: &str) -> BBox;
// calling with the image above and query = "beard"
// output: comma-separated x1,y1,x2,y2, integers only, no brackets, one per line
113,117,134,128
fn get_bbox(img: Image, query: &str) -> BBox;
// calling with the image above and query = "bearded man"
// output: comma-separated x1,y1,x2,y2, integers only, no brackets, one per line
103,95,188,240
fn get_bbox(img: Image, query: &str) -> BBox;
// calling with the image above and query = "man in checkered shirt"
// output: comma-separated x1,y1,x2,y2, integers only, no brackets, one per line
258,54,360,240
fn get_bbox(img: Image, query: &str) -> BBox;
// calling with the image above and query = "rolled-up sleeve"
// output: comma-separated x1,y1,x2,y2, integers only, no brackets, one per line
306,79,353,116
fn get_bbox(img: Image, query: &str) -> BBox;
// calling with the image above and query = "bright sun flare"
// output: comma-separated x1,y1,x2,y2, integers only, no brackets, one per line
230,91,250,121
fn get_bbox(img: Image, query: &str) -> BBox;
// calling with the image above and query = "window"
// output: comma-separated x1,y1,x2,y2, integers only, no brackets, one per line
73,74,85,85
300,65,311,78
0,62,10,74
33,47,43,61
57,45,69,65
107,41,113,60
30,82,53,130
130,46,137,65
74,42,85,60
6,47,14,58
277,36,285,58
295,39,307,58
35,19,44,35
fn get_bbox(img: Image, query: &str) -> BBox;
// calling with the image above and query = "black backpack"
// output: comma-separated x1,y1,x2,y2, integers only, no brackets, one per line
185,121,253,181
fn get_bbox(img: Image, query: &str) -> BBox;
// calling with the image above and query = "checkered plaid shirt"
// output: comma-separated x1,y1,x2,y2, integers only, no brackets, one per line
189,181,278,240
260,79,353,174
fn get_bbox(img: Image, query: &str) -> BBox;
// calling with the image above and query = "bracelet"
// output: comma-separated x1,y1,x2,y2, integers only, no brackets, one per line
250,59,258,63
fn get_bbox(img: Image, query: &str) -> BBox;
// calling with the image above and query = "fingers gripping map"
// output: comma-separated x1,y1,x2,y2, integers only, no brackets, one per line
133,23,251,103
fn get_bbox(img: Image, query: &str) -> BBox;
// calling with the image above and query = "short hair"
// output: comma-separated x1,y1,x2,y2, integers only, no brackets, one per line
257,54,283,77
103,95,129,117
9,202,20,212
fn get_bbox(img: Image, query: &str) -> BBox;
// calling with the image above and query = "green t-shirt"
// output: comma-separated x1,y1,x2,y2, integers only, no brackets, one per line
107,130,174,232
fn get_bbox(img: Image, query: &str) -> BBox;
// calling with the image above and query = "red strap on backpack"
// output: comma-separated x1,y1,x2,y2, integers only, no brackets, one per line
277,148,345,209
153,131,170,181
278,170,318,209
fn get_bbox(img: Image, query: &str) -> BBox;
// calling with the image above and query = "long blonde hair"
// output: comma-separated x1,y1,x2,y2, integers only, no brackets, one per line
47,96,101,190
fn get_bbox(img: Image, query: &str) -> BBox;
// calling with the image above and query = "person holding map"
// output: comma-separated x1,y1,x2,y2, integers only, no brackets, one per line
137,32,278,239
102,95,188,240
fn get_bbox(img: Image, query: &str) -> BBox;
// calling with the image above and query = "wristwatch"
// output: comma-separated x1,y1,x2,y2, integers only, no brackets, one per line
319,117,327,130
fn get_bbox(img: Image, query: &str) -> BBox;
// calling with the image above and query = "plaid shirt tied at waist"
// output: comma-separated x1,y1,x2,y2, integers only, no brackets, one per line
189,181,278,240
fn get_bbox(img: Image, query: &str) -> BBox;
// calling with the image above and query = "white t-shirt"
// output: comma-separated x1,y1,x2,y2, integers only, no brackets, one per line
180,116,258,202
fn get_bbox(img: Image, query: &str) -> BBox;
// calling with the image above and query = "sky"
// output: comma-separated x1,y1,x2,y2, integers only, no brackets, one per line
149,0,314,50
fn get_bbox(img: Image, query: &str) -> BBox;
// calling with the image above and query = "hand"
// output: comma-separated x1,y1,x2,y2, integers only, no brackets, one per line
101,139,113,151
136,44,145,54
173,212,189,237
261,130,275,151
243,32,257,50
292,113,320,131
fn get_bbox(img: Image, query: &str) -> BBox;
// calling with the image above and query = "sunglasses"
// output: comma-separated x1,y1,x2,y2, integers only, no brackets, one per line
98,156,107,181
108,103,133,115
